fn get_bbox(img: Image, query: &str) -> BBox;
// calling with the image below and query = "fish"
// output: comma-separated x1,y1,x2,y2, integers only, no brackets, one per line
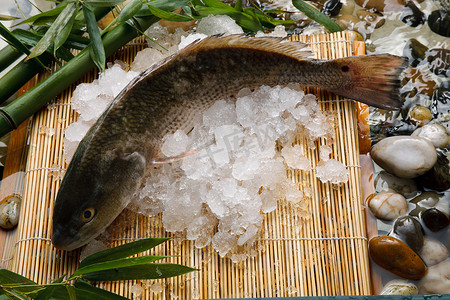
51,35,407,251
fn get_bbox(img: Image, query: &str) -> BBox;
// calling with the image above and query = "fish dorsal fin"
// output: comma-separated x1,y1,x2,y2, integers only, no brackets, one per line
181,34,314,60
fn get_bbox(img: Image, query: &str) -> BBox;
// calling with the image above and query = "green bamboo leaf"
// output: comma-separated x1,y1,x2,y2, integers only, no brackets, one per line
135,0,190,17
79,237,170,268
35,285,69,300
201,0,233,9
70,256,167,279
0,15,19,21
29,1,77,58
16,5,65,26
292,0,342,32
235,0,243,12
82,263,196,281
13,29,89,50
54,2,79,52
0,269,43,298
148,5,194,22
0,23,30,55
55,46,75,62
0,289,26,300
74,280,129,300
102,0,143,32
66,286,76,300
0,293,12,300
85,0,125,7
83,3,106,72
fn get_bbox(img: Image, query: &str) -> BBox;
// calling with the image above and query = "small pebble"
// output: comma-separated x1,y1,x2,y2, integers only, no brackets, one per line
390,216,424,253
418,259,450,294
428,9,450,37
421,208,449,232
0,196,21,230
420,237,449,266
402,39,428,67
374,170,417,198
416,149,450,192
321,0,342,16
408,105,432,126
369,236,426,280
380,279,418,295
336,15,366,32
412,122,449,148
368,192,407,221
374,171,418,198
371,136,437,179
354,0,406,12
400,1,425,27
426,48,450,77
356,9,385,28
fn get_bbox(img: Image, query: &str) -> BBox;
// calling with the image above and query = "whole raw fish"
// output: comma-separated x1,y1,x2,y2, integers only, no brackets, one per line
52,35,407,250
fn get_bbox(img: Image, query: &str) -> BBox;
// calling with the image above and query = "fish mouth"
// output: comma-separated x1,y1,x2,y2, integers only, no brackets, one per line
51,225,83,251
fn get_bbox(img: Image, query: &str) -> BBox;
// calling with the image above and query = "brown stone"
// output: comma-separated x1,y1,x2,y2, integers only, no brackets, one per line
356,9,385,28
355,0,406,12
369,236,427,280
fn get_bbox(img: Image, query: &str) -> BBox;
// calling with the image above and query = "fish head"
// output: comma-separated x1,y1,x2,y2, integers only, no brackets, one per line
51,151,146,251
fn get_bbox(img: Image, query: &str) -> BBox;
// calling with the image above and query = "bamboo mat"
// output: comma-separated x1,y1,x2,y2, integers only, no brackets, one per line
1,31,372,298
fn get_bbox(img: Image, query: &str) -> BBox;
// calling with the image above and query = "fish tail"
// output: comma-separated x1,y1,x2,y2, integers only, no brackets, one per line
329,54,408,110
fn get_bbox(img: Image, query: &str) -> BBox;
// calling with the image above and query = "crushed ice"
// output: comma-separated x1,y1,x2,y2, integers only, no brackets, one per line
64,16,349,259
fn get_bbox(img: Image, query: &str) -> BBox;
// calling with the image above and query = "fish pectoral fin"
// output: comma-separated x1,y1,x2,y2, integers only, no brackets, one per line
151,149,199,165
118,151,146,174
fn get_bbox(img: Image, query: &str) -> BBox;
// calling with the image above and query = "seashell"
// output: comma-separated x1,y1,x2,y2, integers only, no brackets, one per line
0,195,21,230
380,279,418,295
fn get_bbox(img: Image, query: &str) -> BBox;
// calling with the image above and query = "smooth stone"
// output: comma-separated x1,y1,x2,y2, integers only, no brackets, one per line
0,196,20,229
428,9,450,37
408,105,432,126
416,149,450,192
368,192,407,221
426,48,450,77
421,208,449,232
412,122,449,148
430,82,450,134
380,279,418,295
356,9,385,28
400,1,425,27
336,15,366,32
401,68,436,99
402,39,428,67
374,171,418,198
371,136,437,179
420,237,449,266
418,259,450,294
390,216,424,253
321,0,342,16
410,191,442,207
354,0,406,12
369,236,426,280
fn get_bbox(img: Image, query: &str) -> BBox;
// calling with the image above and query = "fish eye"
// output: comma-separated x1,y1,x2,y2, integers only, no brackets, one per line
81,208,96,223
341,65,350,72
